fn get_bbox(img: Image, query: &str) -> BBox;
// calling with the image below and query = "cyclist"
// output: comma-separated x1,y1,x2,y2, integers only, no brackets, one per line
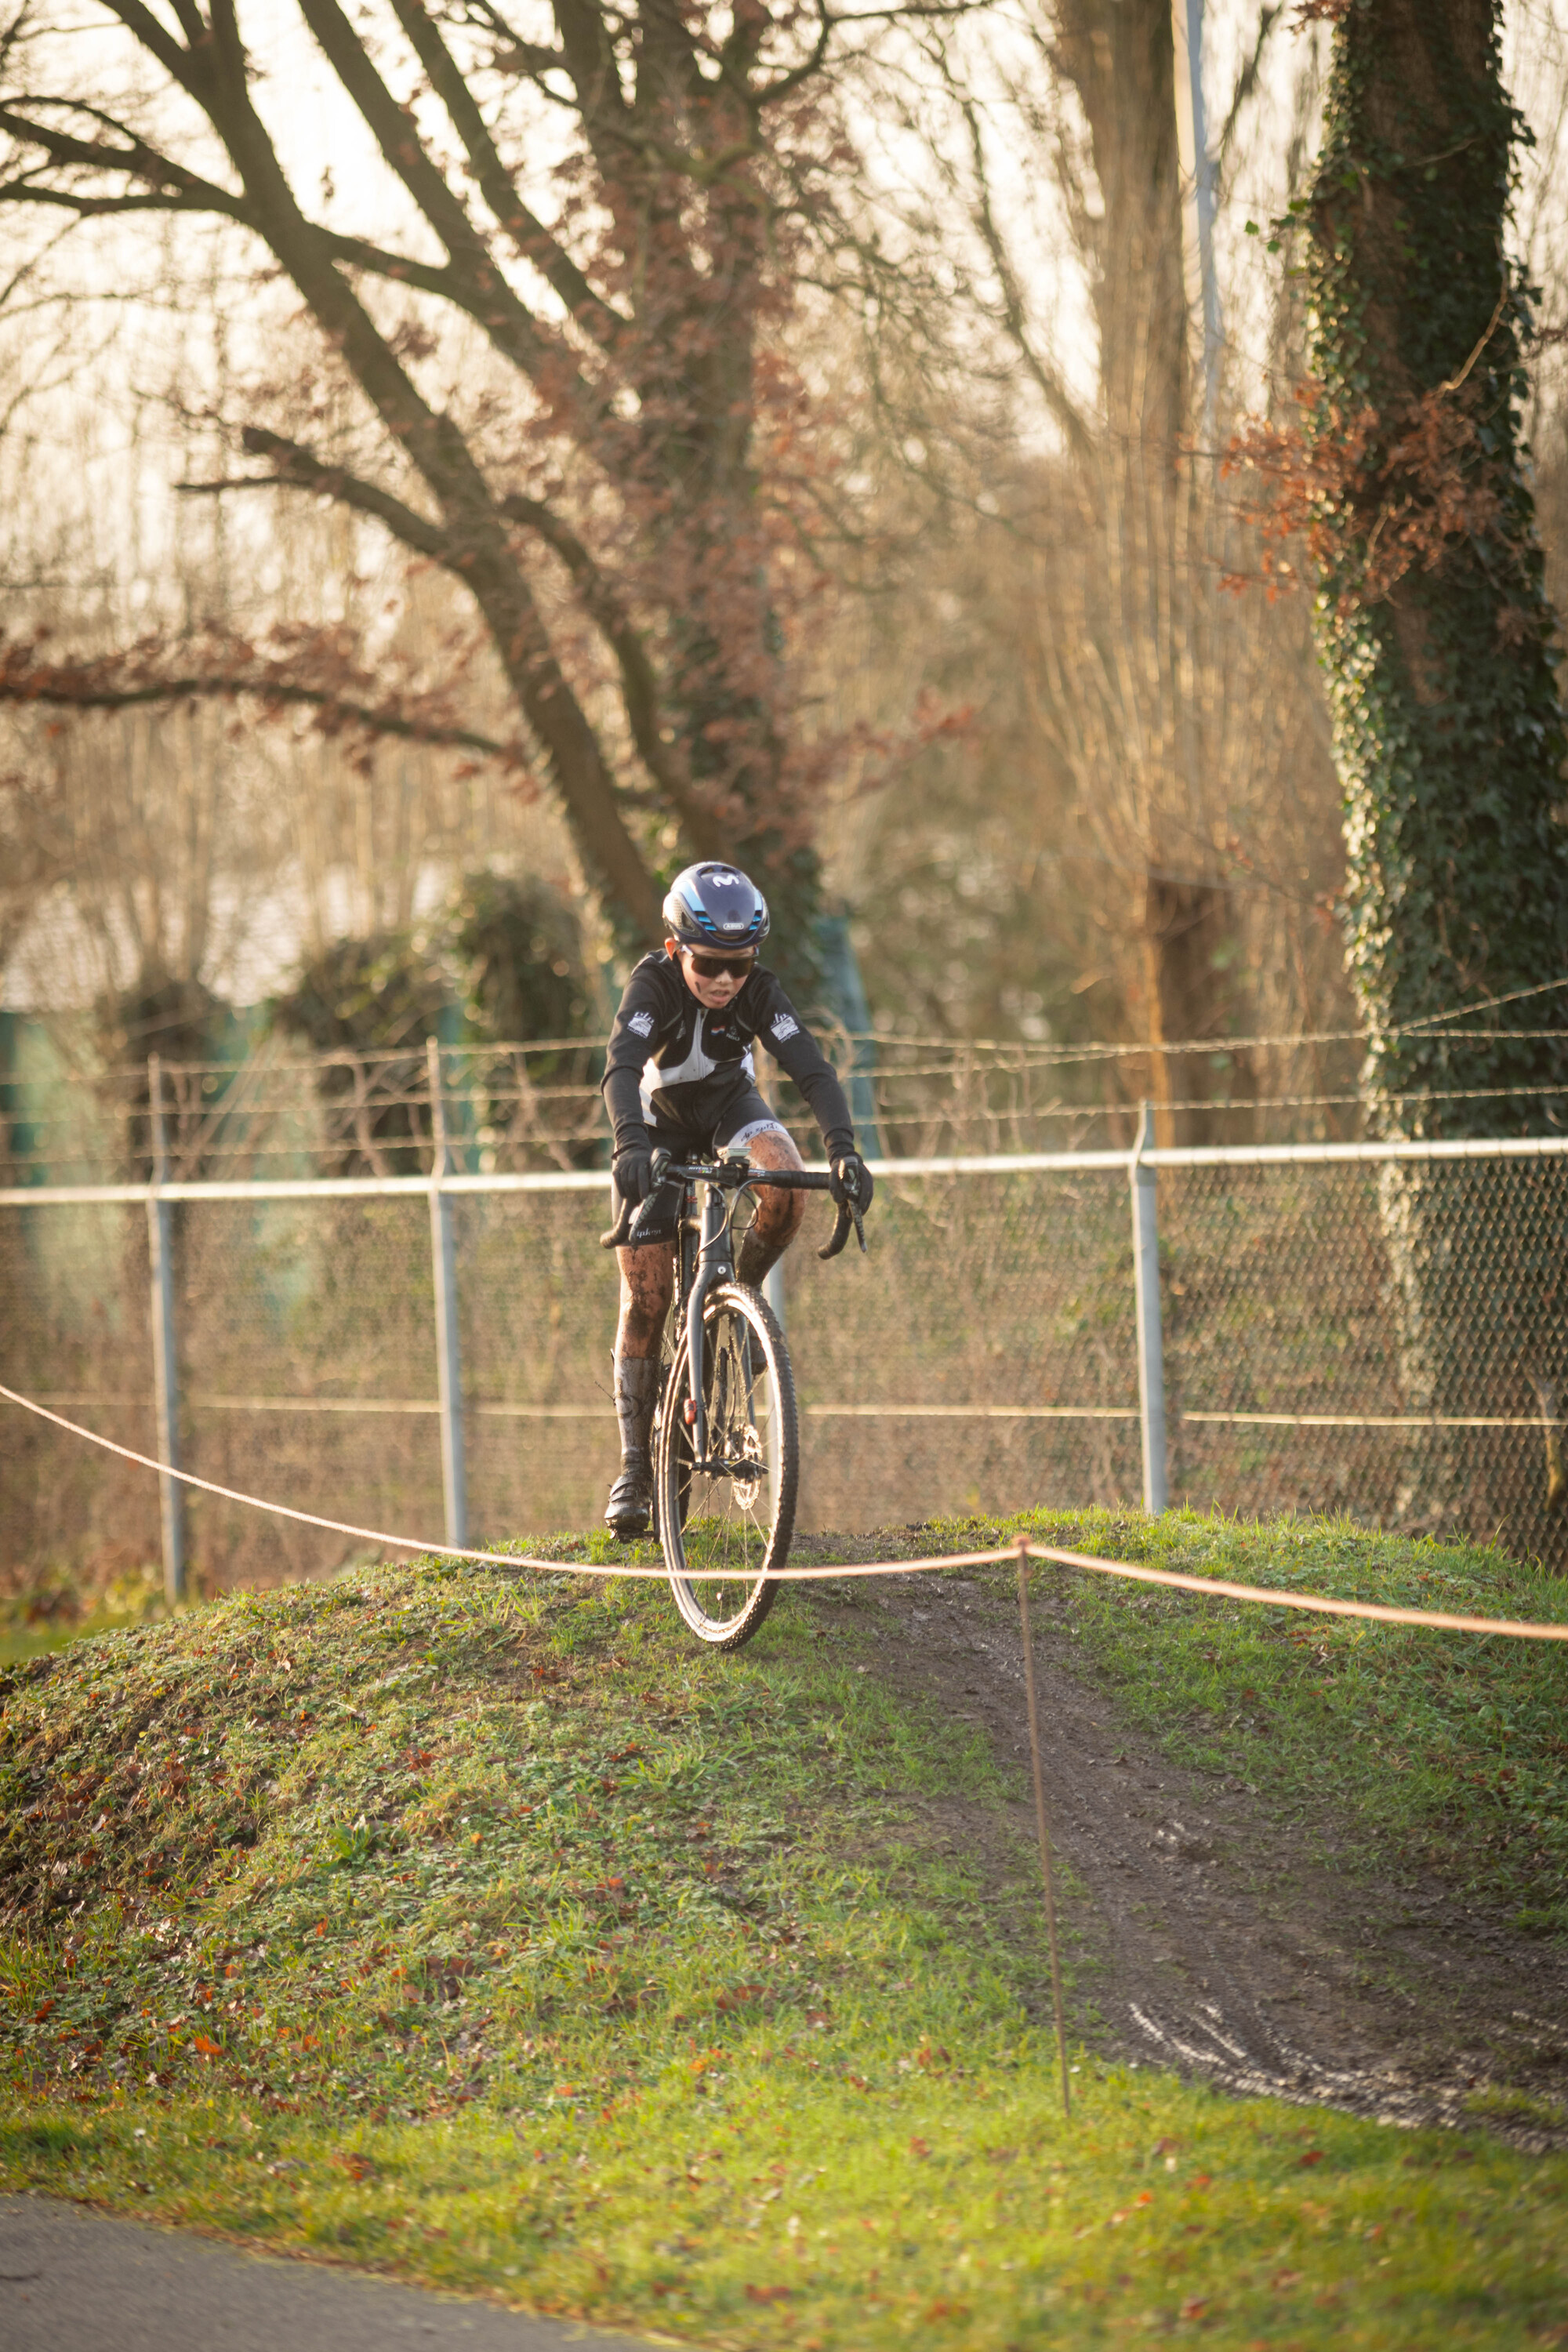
601,861,874,1537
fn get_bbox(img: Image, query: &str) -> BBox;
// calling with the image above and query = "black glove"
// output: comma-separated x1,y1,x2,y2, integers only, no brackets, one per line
612,1142,654,1205
829,1150,873,1213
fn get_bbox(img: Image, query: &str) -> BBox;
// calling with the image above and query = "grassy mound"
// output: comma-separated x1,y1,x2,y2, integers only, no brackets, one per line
1003,1507,1568,1937
2,1523,1566,2348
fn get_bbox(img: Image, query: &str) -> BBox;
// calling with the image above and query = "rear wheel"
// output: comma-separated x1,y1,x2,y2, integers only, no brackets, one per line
657,1282,797,1648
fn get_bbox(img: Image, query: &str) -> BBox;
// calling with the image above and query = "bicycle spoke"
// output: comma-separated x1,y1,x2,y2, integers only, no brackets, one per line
659,1284,797,1648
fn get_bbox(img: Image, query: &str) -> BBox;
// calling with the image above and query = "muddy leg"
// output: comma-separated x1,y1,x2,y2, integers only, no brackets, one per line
735,1127,806,1288
606,1241,674,1535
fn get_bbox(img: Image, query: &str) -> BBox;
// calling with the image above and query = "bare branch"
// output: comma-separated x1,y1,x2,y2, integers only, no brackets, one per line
167,0,209,45
387,0,622,344
176,426,452,562
0,102,248,217
293,0,589,401
0,641,525,764
0,96,528,330
738,0,833,111
826,1,989,21
952,79,1096,470
1215,3,1285,191
501,486,724,851
101,0,211,96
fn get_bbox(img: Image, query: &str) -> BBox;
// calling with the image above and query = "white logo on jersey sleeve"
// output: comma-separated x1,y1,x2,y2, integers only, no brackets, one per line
770,1012,800,1043
628,1009,655,1038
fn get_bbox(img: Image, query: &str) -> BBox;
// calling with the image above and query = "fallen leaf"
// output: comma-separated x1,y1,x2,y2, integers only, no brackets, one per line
909,2136,930,2158
1298,2149,1326,2169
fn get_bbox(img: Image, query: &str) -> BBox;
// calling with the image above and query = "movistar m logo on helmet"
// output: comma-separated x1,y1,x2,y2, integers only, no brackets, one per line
662,862,771,949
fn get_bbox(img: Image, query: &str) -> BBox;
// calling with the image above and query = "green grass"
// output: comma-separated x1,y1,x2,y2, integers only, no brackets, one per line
983,1506,1568,1936
2,1523,1566,2347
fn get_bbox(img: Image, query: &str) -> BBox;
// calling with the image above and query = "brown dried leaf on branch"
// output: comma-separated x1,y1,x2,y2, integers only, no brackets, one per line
1222,379,1501,610
0,624,537,786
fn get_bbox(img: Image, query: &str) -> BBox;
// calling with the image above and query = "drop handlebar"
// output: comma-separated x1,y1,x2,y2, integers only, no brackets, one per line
598,1154,868,1260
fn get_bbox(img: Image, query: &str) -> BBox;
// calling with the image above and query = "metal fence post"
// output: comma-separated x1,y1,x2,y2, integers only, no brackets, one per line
1129,1100,1169,1514
146,1054,185,1603
426,1038,468,1551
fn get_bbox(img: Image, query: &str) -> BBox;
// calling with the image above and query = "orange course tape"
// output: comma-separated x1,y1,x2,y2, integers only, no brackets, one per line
3,1381,1567,1637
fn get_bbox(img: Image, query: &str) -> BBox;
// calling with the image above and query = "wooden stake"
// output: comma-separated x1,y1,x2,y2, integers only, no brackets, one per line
1017,1542,1071,2117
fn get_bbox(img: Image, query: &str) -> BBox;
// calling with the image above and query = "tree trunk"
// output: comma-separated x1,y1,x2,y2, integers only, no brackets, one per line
1055,0,1245,1114
1054,0,1189,460
1304,0,1568,1545
1307,0,1568,1120
1141,875,1254,1145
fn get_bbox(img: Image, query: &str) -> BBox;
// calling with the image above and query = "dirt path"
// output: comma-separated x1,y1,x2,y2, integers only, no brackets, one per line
802,1556,1568,2150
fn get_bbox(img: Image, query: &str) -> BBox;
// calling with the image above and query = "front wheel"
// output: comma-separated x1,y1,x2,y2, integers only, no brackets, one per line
656,1282,797,1649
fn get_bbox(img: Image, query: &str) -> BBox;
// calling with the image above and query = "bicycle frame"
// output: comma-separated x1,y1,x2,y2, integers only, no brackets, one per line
673,1161,743,1472
607,1148,860,1475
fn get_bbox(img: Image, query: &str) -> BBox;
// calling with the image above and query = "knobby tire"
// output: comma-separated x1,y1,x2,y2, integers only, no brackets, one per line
655,1282,797,1649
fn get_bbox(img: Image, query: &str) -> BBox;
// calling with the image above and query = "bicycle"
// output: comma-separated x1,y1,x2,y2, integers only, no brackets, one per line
601,1149,867,1649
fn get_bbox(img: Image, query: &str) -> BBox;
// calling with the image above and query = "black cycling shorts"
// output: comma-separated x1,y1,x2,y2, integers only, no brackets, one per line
648,1078,786,1161
612,1080,789,1248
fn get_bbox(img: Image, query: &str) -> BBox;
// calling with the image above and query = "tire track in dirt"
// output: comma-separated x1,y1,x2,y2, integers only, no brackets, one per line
800,1555,1568,2149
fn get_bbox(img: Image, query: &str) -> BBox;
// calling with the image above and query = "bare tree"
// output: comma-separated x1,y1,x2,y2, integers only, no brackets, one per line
818,1,1348,1132
0,0,942,971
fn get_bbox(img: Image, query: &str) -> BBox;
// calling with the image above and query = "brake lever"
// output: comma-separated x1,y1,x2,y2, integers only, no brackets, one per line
598,1191,662,1250
600,1145,676,1248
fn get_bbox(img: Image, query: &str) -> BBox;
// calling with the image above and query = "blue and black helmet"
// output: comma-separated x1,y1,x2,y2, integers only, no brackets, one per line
662,862,770,950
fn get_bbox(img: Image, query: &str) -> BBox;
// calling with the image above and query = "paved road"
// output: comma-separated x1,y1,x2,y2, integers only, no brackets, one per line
0,2196,666,2351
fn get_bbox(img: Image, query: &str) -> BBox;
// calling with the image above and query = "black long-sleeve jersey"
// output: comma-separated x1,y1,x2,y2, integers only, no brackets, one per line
602,950,854,1157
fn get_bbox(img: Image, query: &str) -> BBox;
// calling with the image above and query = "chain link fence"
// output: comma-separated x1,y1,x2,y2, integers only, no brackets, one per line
6,1128,1568,1586
0,1018,1457,1185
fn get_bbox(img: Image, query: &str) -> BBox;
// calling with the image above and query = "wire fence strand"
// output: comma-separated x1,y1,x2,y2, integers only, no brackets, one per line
5,1381,1567,1637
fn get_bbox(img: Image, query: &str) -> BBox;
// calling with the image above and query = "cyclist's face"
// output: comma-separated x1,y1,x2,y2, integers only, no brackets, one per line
671,940,752,1008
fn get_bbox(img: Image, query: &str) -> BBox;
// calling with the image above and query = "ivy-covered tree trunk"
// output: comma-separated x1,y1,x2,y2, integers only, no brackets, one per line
1304,0,1568,1545
1306,0,1568,1116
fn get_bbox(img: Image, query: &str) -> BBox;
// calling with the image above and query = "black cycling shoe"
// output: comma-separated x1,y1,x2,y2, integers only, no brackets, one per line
604,1448,653,1538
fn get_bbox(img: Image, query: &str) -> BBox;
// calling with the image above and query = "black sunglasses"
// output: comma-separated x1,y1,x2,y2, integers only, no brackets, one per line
686,949,756,980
